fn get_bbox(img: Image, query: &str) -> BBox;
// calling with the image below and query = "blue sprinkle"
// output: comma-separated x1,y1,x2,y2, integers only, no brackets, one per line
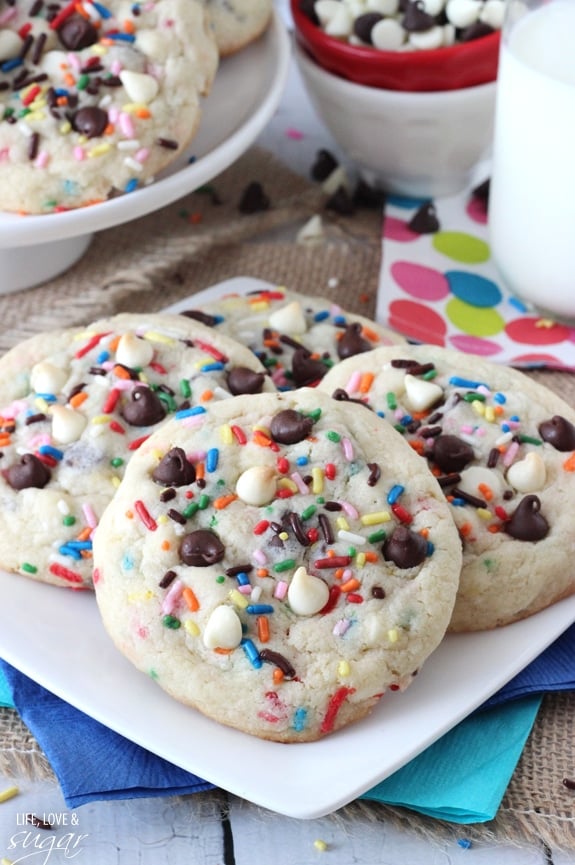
97,350,110,364
241,638,262,669
206,447,219,472
451,498,466,507
387,484,404,505
493,392,506,404
292,707,308,732
35,392,57,402
175,405,206,420
448,376,486,389
376,411,386,418
2,58,23,73
313,310,330,323
200,362,225,372
333,315,347,326
510,415,520,422
38,444,64,461
400,414,413,426
235,572,250,586
188,155,197,164
58,545,82,560
64,540,93,551
457,839,472,850
125,178,138,193
122,552,134,570
501,423,510,433
296,456,309,466
246,604,274,615
426,540,435,556
91,1,113,17
105,31,135,41
509,295,528,313
54,88,69,97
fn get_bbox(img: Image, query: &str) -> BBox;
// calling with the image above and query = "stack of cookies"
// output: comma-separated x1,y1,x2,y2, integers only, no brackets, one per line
1,286,573,743
0,0,273,213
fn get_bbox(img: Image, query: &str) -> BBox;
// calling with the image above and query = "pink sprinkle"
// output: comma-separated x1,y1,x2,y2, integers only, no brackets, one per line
67,52,81,71
82,503,98,529
345,370,362,395
28,433,51,449
73,146,85,161
271,368,288,386
114,378,138,390
342,568,353,580
477,385,491,397
342,437,354,461
339,500,359,519
111,60,122,76
503,440,520,467
0,148,9,162
34,150,49,169
161,578,183,614
3,400,28,419
285,127,304,140
274,580,288,600
252,548,267,565
0,6,17,23
394,408,404,421
187,450,207,462
108,106,120,124
238,584,252,595
135,147,150,164
181,414,206,428
290,471,309,495
333,619,351,636
460,425,475,435
119,112,134,137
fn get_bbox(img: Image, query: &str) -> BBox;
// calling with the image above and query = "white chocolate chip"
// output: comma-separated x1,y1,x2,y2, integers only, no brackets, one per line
506,452,546,493
203,605,243,650
268,301,308,336
457,465,504,500
408,26,445,50
119,70,159,105
371,18,406,50
480,0,505,29
235,465,277,506
0,30,24,60
30,361,68,395
50,405,88,444
366,0,400,14
421,0,446,15
321,164,351,195
288,566,330,616
323,2,355,36
115,331,154,368
135,29,170,62
403,374,443,412
445,0,482,28
296,214,324,246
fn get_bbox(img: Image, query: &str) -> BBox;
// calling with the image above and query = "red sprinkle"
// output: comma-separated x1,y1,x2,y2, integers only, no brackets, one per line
495,505,509,521
134,499,157,531
128,435,150,450
194,339,227,363
320,584,341,615
22,84,41,106
75,331,110,359
231,425,247,444
149,362,167,374
325,463,336,480
253,520,270,535
35,452,57,467
320,686,355,735
18,22,32,37
49,563,83,584
314,556,352,569
346,593,364,604
102,387,121,414
391,503,413,524
49,0,76,29
109,420,126,435
276,457,290,474
306,527,319,543
276,488,294,499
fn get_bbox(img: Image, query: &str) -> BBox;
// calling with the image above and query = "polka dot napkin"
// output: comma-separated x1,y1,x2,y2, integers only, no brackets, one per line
376,186,575,370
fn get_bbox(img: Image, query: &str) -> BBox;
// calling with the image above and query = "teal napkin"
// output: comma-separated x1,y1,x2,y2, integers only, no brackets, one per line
360,695,541,822
0,666,13,707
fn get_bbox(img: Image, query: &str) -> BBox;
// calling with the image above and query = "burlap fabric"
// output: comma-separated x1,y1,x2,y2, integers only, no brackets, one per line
0,147,574,850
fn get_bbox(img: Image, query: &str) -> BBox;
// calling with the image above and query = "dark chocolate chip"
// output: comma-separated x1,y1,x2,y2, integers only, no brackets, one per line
504,495,549,541
353,12,384,43
152,447,195,487
352,180,386,210
226,366,266,395
180,529,225,566
472,178,490,203
6,453,51,490
58,14,98,49
432,434,475,473
459,21,495,41
336,322,372,359
383,525,427,568
402,0,437,32
310,148,339,182
238,181,270,214
72,106,108,138
179,309,219,327
269,409,314,444
408,201,440,234
325,185,355,216
298,0,319,24
121,386,166,427
331,388,372,409
538,415,575,451
291,347,327,387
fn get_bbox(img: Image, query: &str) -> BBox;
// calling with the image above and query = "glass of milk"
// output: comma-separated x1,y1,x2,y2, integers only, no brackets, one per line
489,0,575,324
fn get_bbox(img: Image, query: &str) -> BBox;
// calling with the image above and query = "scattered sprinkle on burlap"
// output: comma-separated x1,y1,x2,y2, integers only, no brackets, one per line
0,147,574,851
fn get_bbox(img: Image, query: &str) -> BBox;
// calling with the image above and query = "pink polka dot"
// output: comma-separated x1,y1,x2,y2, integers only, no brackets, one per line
388,299,447,345
466,196,488,225
449,334,503,356
505,317,571,345
510,352,568,369
391,261,450,301
383,216,418,242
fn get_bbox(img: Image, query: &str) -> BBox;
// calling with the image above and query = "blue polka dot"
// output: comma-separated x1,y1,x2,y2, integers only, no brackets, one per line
387,194,430,210
446,271,502,308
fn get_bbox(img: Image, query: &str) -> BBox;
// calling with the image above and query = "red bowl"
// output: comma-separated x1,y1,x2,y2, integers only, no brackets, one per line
291,0,501,92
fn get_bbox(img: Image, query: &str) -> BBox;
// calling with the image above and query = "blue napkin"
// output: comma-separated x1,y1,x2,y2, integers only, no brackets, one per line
1,622,574,819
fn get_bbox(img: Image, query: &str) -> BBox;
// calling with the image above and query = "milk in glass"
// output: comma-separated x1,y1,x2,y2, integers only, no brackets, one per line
489,0,575,322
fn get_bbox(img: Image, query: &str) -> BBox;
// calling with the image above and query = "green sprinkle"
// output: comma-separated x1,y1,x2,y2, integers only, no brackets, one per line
463,392,486,402
393,424,406,434
17,107,31,118
62,515,76,527
301,505,317,520
149,669,159,680
162,615,181,629
386,392,397,410
111,457,124,468
519,435,542,445
348,547,356,558
76,74,90,90
368,529,387,543
180,379,191,399
304,408,322,422
216,478,225,486
183,502,199,518
423,369,438,380
156,391,177,412
326,430,341,443
316,496,325,504
21,562,37,574
198,493,210,510
263,357,278,368
216,575,226,584
274,558,296,573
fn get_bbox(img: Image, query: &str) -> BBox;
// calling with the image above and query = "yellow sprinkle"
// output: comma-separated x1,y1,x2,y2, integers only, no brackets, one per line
27,110,46,121
472,400,486,416
111,476,121,489
360,511,391,526
311,467,324,494
219,424,233,445
122,102,149,113
88,142,111,157
128,590,154,602
387,628,399,643
228,589,249,609
143,330,175,345
249,300,270,312
92,44,107,55
0,786,19,803
277,477,298,493
337,660,350,678
279,531,289,541
184,620,200,637
336,516,349,531
157,514,168,525
313,840,328,852
91,414,112,425
34,397,49,412
484,406,496,423
355,552,366,567
152,449,164,460
477,507,492,521
59,120,72,135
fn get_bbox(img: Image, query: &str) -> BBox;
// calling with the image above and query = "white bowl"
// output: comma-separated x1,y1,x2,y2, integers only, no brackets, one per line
294,39,497,199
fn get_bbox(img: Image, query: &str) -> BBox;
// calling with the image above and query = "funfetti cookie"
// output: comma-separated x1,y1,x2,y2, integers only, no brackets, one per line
92,388,461,742
202,0,273,56
0,312,274,589
179,285,406,391
0,0,218,213
318,345,575,632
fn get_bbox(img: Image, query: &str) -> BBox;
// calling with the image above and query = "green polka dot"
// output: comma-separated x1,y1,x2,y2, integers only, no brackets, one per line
433,231,490,264
446,298,504,337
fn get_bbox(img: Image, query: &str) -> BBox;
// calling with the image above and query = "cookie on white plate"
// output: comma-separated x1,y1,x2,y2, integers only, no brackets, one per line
0,0,218,213
180,285,406,391
93,388,461,742
318,344,575,631
0,312,274,589
202,0,273,55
